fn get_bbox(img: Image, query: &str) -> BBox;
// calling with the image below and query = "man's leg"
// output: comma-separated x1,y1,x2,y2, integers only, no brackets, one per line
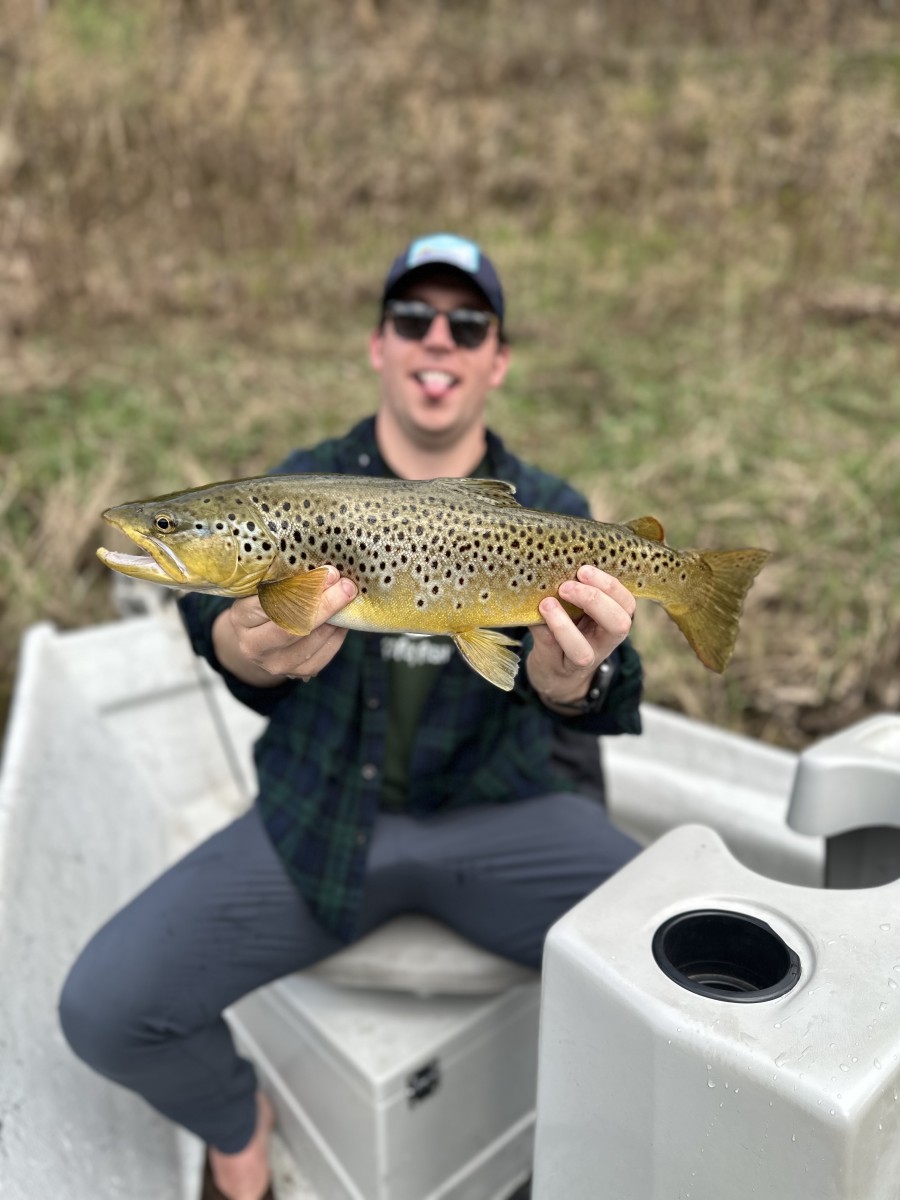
387,793,641,968
59,805,341,1153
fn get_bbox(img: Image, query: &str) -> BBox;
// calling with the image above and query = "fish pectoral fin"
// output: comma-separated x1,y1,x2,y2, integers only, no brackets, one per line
624,515,666,543
452,628,522,691
257,566,332,636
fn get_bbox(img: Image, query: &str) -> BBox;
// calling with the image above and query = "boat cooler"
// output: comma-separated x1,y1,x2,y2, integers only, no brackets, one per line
532,716,900,1200
230,939,540,1200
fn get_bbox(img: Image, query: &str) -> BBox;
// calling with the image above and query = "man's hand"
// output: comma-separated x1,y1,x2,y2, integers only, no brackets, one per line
526,565,635,710
212,566,358,687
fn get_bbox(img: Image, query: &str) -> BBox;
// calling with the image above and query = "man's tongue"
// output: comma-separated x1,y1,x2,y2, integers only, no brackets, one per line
418,371,455,400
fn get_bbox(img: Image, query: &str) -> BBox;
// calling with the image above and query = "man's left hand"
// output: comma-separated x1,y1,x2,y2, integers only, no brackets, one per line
526,566,636,710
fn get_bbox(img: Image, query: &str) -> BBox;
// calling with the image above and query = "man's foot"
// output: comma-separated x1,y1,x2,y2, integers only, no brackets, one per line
205,1091,276,1200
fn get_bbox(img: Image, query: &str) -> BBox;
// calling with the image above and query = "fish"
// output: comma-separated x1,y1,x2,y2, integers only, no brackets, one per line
97,474,770,690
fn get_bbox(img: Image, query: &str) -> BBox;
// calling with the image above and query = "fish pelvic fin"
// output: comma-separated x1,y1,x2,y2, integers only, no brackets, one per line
663,548,771,673
624,515,665,543
257,566,333,636
452,628,522,691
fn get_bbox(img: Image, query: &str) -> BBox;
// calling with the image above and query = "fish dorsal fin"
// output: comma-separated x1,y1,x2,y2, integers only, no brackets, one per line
257,566,332,636
452,628,522,691
436,478,520,509
624,515,666,543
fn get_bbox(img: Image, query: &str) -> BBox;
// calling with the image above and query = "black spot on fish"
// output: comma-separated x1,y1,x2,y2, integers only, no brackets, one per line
216,523,224,530
261,503,269,513
283,502,291,511
280,538,287,552
289,555,296,565
268,522,277,533
262,541,272,551
244,542,252,552
247,521,255,532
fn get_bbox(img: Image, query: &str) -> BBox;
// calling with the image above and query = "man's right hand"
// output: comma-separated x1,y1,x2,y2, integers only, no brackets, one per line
212,566,358,687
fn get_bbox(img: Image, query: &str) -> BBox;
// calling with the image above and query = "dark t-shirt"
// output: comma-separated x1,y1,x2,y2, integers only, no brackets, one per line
378,455,605,809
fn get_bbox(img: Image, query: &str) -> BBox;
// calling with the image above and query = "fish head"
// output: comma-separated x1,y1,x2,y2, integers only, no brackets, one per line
97,483,274,596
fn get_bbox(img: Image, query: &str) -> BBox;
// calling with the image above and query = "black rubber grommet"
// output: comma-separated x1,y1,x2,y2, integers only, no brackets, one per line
652,909,801,1003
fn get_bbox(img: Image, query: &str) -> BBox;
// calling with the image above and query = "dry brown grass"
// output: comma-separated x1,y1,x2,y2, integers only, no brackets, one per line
1,1,898,745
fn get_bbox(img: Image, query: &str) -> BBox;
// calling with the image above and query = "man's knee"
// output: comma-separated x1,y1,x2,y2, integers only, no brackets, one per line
58,939,153,1076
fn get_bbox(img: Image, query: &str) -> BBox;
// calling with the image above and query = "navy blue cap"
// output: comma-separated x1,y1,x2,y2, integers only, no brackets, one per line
381,233,505,325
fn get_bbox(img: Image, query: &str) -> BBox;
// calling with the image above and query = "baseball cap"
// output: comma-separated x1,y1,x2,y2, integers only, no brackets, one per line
381,233,505,326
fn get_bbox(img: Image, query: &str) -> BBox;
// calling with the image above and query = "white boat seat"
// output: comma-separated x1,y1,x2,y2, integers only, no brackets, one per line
305,913,539,996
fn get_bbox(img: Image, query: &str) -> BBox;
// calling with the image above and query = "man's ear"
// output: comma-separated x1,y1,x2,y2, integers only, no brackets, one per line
369,328,385,371
488,341,511,390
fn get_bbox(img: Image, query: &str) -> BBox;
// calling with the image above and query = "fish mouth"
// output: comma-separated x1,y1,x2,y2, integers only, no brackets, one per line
97,512,189,586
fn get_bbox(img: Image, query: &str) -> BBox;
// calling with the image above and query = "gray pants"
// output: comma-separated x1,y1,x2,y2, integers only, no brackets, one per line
59,794,638,1153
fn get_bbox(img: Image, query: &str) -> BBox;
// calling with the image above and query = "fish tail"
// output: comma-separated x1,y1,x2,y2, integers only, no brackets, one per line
661,548,770,673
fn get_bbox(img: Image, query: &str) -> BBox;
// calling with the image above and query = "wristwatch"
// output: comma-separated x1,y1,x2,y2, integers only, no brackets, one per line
541,657,617,714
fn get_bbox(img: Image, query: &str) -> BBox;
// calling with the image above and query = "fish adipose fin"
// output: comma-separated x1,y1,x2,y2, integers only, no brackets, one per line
257,566,333,636
452,628,522,691
624,515,665,542
665,548,770,673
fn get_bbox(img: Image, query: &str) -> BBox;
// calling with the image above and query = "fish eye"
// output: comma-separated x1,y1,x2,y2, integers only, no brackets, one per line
154,512,176,533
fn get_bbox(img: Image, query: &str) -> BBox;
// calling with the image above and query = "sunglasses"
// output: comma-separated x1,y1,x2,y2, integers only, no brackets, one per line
384,299,500,350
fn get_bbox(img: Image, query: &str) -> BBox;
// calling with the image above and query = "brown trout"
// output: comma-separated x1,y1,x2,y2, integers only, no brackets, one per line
97,474,769,690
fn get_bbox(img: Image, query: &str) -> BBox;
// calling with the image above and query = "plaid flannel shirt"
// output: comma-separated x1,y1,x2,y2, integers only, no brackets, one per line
180,417,642,941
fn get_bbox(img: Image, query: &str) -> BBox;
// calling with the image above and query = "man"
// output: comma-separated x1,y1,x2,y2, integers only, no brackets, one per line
60,234,643,1200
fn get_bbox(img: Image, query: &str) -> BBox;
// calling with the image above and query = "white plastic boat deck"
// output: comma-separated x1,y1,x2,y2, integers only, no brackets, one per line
0,607,823,1199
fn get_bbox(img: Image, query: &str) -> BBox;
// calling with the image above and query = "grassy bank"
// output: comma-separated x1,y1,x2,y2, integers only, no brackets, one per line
2,1,899,746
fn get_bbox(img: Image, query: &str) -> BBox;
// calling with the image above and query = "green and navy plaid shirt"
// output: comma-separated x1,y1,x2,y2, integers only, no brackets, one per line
180,417,642,941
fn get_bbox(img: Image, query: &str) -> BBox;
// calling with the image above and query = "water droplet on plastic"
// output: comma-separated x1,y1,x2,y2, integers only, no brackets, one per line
792,1133,797,1142
889,979,898,990
708,1079,716,1088
880,924,891,931
775,1052,789,1068
874,1058,882,1070
840,1063,850,1072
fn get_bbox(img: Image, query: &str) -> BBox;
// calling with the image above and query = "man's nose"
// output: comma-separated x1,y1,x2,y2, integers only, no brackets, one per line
421,313,455,350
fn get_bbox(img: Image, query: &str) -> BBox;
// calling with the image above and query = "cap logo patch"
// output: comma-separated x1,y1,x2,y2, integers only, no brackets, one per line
406,234,480,274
